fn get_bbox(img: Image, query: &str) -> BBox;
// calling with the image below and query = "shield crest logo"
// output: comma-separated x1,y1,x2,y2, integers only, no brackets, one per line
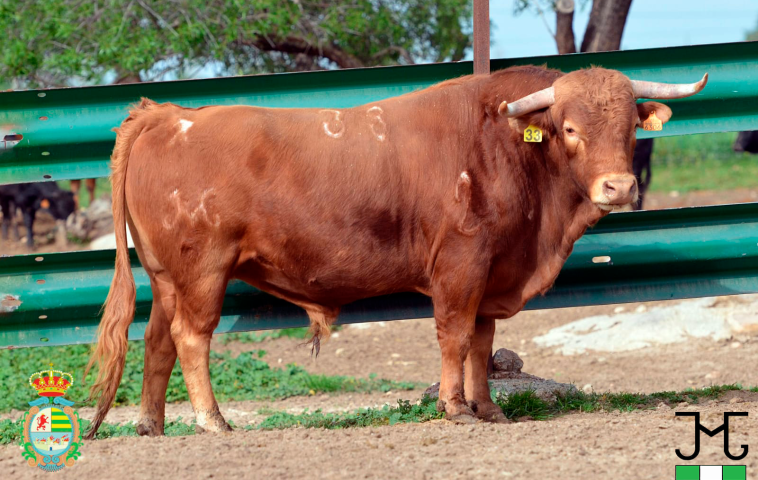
20,364,82,472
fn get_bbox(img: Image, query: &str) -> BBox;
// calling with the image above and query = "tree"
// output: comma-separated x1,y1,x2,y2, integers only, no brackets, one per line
515,0,633,54
0,0,472,88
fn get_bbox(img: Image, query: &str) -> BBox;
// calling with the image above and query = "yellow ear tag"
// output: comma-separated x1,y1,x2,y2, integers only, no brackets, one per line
40,199,50,209
642,111,662,131
524,125,543,142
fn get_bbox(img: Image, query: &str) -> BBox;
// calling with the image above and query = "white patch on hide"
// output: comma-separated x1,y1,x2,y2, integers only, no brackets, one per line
163,188,220,230
179,119,193,133
319,110,345,138
367,106,386,141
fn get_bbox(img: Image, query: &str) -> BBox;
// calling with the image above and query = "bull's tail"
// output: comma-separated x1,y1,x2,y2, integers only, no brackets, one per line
83,98,155,440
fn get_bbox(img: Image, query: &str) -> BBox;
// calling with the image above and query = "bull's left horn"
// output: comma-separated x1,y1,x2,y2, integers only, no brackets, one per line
498,86,555,117
631,73,708,100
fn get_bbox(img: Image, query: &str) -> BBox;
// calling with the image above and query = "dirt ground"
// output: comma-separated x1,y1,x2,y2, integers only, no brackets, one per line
3,390,756,479
4,298,758,479
644,187,758,209
0,212,80,256
3,190,758,478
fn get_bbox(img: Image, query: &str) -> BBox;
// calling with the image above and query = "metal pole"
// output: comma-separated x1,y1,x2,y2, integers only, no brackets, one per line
473,0,490,75
474,0,493,373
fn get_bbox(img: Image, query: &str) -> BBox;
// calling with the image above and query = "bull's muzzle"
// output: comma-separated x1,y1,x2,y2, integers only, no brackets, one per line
591,174,638,209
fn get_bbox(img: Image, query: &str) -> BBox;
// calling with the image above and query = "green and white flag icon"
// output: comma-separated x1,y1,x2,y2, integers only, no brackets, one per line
675,465,746,480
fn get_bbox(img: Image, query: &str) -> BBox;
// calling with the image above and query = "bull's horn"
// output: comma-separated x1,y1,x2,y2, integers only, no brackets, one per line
498,86,555,117
631,73,708,100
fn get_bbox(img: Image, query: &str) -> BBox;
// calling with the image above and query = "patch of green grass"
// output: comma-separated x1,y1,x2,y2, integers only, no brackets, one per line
0,385,748,444
495,390,552,420
56,180,112,209
0,342,416,414
0,416,198,444
649,132,758,193
216,326,342,345
256,397,444,430
257,384,748,431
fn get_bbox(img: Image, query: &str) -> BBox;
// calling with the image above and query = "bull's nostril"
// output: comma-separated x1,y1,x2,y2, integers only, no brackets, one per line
603,181,617,198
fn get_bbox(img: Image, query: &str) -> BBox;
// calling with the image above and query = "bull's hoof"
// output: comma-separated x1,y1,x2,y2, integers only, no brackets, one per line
447,413,479,425
438,398,477,424
468,400,511,424
478,410,511,424
136,420,164,437
195,421,233,434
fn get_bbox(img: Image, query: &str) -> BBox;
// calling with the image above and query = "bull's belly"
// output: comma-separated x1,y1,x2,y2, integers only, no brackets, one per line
231,249,427,308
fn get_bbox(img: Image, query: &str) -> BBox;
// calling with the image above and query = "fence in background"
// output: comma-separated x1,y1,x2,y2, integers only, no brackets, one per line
2,41,758,348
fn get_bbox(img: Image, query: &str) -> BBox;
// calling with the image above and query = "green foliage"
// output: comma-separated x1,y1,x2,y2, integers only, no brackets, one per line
257,384,749,430
0,342,415,413
256,396,443,430
0,0,472,87
0,417,20,445
0,385,748,443
494,390,551,420
649,132,758,193
55,180,113,209
216,326,341,345
0,416,198,444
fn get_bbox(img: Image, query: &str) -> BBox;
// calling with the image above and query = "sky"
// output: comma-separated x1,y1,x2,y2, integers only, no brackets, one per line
483,0,758,60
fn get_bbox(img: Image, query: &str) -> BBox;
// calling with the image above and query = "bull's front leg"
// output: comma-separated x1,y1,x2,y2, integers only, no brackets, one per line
464,317,509,423
432,259,489,424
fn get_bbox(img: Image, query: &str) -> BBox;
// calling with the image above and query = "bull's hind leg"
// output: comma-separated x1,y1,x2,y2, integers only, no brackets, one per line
171,273,232,434
136,274,177,436
464,317,509,423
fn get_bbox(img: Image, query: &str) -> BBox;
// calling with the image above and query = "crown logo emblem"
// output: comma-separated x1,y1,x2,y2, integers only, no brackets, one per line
28,364,74,397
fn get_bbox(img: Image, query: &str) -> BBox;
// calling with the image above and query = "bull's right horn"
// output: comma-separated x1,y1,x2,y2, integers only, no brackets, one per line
631,73,708,100
498,86,555,117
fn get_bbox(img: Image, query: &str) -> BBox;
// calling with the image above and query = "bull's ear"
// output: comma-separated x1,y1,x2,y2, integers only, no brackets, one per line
636,101,672,127
507,111,551,135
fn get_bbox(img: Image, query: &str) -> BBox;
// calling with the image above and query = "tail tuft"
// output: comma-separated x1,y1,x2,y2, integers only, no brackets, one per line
83,101,150,439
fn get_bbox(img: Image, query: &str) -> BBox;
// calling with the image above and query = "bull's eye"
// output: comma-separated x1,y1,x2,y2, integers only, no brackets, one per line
565,127,576,134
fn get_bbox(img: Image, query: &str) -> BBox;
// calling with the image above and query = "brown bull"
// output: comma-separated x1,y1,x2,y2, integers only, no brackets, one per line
84,65,707,438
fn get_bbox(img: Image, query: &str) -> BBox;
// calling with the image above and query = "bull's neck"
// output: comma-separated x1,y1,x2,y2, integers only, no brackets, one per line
478,107,606,285
535,144,605,263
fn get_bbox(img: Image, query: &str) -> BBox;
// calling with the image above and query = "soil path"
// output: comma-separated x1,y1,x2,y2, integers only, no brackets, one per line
3,392,756,480
221,299,758,395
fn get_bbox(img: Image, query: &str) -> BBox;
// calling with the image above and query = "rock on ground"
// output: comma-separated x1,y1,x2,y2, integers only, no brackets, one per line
423,348,576,402
534,295,758,355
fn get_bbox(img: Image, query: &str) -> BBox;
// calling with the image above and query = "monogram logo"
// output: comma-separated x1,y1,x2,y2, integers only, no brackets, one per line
675,412,748,461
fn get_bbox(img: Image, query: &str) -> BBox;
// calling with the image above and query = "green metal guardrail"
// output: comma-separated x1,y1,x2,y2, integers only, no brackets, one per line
1,41,758,348
1,41,757,185
3,202,758,348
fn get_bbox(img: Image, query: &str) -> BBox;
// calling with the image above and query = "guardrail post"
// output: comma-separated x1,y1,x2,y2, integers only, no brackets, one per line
474,0,490,75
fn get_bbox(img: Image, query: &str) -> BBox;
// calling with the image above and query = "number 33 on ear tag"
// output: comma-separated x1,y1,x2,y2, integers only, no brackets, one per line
524,125,542,142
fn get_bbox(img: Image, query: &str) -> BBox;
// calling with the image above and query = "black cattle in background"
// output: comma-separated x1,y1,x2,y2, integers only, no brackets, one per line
0,182,76,249
632,138,654,210
734,131,758,154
